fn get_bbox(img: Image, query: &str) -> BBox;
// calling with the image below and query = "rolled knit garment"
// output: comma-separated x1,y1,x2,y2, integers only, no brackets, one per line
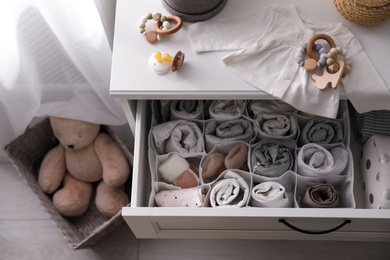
205,119,254,152
170,100,204,120
208,100,246,120
247,100,297,119
254,113,299,141
251,139,295,177
251,181,293,208
297,143,348,177
300,183,340,208
210,171,250,208
299,117,343,146
151,120,204,154
155,187,205,207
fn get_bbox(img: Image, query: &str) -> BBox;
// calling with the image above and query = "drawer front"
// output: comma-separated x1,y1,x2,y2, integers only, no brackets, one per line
122,207,390,240
123,100,390,241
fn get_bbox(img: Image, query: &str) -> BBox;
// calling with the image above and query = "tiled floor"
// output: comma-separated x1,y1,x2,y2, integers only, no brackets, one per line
1,162,389,260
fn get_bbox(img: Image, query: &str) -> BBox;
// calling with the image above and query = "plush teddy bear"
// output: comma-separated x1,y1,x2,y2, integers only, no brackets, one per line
38,117,130,218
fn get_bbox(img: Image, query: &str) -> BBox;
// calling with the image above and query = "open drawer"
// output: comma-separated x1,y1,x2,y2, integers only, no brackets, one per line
122,100,390,241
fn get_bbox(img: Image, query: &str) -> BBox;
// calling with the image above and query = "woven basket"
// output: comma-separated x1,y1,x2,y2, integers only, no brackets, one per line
5,118,133,249
334,0,390,25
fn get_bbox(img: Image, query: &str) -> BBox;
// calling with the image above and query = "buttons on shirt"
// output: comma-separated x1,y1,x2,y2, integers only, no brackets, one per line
284,74,291,80
304,36,310,42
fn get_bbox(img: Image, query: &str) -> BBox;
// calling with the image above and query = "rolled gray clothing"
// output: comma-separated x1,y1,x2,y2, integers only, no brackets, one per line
254,113,299,141
170,100,204,120
205,119,254,152
251,138,296,177
151,120,204,155
247,100,297,119
297,143,348,177
299,117,343,146
208,100,246,120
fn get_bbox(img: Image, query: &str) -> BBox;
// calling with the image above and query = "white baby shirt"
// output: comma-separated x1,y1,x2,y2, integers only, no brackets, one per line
188,5,390,118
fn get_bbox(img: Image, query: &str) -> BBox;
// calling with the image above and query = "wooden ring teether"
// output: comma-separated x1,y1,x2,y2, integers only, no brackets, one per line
155,16,183,36
306,34,336,62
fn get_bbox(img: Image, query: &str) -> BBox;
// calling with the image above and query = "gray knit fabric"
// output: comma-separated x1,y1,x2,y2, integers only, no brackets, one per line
251,138,296,177
297,143,348,177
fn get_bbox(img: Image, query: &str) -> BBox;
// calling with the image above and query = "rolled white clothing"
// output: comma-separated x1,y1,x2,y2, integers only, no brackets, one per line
210,171,250,208
251,181,293,208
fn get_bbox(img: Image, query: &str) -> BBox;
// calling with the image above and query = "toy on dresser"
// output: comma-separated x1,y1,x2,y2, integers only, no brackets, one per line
296,33,352,90
38,117,130,217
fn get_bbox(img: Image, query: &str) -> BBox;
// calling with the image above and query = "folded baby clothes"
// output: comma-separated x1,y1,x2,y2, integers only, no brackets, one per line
299,117,343,146
247,100,297,119
208,100,246,120
170,100,204,120
300,183,340,208
158,153,200,189
155,187,205,207
205,119,254,152
361,134,390,209
151,119,204,154
210,171,250,208
254,113,299,141
251,138,295,177
297,143,348,177
251,181,293,208
188,4,390,118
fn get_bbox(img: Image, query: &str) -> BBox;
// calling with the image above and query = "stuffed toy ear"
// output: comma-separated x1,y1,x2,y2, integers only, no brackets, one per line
225,142,248,169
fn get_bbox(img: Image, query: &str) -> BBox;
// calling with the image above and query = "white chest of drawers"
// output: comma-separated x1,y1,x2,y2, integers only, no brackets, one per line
110,0,390,240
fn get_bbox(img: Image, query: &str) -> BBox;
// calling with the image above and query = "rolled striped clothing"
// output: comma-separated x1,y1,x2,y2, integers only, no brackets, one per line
349,102,390,144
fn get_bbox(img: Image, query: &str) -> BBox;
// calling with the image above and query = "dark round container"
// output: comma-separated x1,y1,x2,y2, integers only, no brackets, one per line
161,0,228,22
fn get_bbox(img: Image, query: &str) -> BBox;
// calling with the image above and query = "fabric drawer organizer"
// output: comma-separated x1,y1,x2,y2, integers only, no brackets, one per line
147,100,355,209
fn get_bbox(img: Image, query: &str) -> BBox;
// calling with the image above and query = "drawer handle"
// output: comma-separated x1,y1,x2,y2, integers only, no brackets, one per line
279,219,351,235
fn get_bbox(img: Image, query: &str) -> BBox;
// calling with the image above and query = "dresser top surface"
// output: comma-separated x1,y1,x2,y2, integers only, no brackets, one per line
110,0,390,99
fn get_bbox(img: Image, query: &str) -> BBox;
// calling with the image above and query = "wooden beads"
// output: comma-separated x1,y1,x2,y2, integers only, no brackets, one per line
304,58,318,72
326,47,352,76
139,12,182,43
145,31,158,44
155,16,183,36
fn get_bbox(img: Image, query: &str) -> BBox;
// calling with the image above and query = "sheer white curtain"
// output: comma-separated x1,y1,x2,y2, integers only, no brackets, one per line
0,0,127,160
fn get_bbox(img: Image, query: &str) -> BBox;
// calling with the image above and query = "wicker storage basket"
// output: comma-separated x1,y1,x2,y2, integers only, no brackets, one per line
334,0,390,25
5,118,133,249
